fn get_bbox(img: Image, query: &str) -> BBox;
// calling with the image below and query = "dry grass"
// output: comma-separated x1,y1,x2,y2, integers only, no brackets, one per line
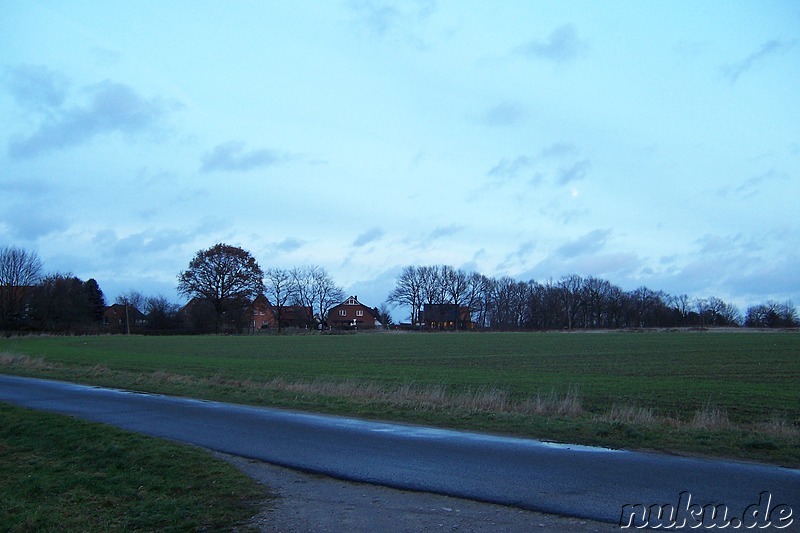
691,401,731,430
519,387,583,416
0,352,54,370
756,415,800,439
596,404,656,425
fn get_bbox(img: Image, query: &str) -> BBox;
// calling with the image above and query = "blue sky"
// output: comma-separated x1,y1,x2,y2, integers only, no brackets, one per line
2,1,798,318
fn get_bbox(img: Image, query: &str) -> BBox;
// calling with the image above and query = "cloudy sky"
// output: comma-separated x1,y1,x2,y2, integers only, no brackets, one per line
2,1,798,318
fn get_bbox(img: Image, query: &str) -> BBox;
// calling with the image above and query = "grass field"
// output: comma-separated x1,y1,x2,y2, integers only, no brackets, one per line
0,403,266,531
1,330,798,466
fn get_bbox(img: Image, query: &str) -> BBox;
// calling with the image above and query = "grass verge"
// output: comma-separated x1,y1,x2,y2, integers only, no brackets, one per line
0,403,267,532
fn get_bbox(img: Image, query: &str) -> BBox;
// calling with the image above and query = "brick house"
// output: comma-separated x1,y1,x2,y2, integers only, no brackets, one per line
103,303,146,332
326,295,381,329
249,294,313,331
421,304,474,330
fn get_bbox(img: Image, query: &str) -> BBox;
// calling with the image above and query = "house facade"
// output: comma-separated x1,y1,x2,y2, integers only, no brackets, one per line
249,294,312,331
421,304,474,330
103,303,146,332
326,295,380,329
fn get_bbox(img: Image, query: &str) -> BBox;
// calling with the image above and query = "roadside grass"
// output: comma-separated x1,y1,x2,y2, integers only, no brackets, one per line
0,331,798,466
0,403,267,532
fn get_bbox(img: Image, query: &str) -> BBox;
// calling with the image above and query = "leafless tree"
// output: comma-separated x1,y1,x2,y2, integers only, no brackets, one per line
264,267,296,333
292,265,345,325
387,265,424,325
558,274,584,330
745,300,798,328
0,246,43,329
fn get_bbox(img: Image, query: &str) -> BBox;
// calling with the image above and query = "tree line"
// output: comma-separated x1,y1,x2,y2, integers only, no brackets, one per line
176,243,352,333
0,244,356,334
2,244,797,334
387,264,799,330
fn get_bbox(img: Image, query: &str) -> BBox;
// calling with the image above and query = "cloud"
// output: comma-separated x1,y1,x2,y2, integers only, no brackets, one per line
540,142,577,158
3,64,69,112
717,169,787,199
722,39,798,84
556,158,591,185
93,228,189,259
429,225,462,240
7,80,177,159
349,0,435,47
556,229,611,258
515,24,586,64
275,238,305,253
482,101,524,127
200,141,287,173
498,240,537,272
488,156,533,179
353,227,384,247
1,201,69,241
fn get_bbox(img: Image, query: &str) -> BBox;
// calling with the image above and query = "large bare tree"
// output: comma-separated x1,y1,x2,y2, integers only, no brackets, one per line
0,246,43,329
290,265,344,326
263,267,295,333
177,243,264,332
387,265,424,325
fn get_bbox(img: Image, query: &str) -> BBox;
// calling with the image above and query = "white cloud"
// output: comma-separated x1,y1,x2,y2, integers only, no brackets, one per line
3,64,69,111
556,159,591,185
515,24,586,64
353,227,385,247
722,39,799,84
482,101,524,127
200,141,288,173
556,229,611,258
6,79,178,159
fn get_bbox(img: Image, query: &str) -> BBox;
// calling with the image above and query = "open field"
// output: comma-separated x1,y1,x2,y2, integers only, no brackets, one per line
0,403,266,531
1,330,798,466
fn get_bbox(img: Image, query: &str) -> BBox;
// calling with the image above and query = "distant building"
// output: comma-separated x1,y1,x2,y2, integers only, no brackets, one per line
421,304,474,330
103,303,146,332
327,295,381,329
249,294,312,331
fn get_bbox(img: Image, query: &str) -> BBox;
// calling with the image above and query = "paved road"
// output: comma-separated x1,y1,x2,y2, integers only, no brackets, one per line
1,374,798,527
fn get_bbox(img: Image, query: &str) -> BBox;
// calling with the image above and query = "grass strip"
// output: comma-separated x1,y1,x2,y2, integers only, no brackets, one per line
0,403,267,532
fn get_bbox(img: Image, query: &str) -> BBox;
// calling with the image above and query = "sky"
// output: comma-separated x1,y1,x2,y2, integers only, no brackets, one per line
2,1,798,320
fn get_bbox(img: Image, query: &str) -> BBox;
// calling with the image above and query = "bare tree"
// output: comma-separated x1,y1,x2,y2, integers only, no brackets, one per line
177,243,264,333
557,274,583,330
0,246,43,329
264,267,296,333
387,266,424,325
144,295,181,332
419,265,445,306
291,265,344,325
310,268,345,324
669,294,692,326
745,300,798,328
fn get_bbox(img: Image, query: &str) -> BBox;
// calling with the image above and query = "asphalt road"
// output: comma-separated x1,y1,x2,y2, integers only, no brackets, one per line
1,374,798,527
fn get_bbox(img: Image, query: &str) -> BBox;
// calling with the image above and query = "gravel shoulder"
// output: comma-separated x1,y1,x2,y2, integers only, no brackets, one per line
215,452,619,532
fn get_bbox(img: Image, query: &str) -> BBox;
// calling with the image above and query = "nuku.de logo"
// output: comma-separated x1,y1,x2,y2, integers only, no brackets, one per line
619,491,793,529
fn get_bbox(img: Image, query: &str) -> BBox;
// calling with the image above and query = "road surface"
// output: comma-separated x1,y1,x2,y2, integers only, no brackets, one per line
1,374,797,527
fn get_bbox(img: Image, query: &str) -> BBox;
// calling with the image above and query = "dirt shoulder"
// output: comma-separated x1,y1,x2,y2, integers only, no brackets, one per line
215,452,619,532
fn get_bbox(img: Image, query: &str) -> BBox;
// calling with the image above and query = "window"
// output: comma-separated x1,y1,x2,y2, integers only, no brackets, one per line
339,310,346,317
356,310,364,317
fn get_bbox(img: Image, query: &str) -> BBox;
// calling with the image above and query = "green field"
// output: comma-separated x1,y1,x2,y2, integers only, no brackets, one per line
1,331,798,466
0,403,265,531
